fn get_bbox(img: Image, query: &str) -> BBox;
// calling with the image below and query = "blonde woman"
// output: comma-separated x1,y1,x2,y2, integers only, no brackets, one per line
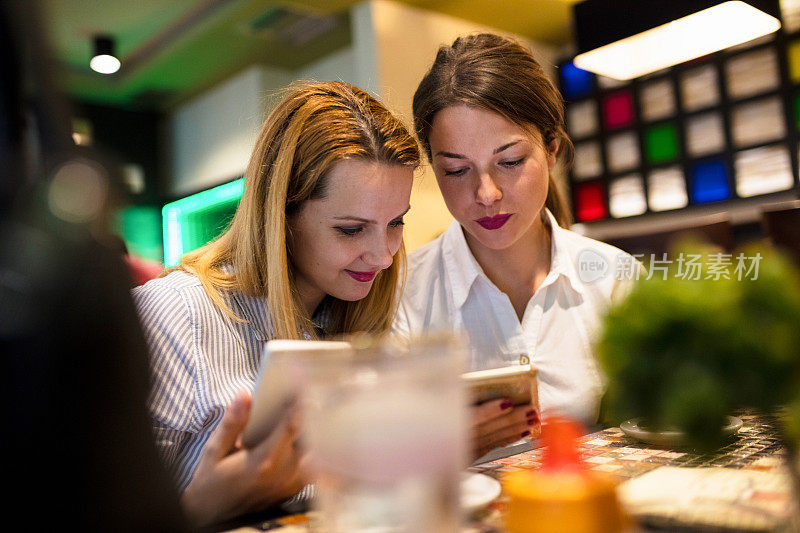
133,81,420,526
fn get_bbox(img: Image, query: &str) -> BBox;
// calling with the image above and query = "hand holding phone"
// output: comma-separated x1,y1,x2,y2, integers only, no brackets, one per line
242,340,351,448
463,364,541,460
462,364,538,406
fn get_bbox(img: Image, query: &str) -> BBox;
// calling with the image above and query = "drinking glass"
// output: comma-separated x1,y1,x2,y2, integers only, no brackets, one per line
296,334,468,533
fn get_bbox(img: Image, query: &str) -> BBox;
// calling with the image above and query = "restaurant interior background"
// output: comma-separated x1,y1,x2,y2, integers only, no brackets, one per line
12,3,800,530
48,0,800,267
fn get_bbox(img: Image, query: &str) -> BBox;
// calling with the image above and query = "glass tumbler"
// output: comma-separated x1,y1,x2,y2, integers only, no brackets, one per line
296,335,468,533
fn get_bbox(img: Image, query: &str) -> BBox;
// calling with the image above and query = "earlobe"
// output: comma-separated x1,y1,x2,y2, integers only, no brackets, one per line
547,139,559,170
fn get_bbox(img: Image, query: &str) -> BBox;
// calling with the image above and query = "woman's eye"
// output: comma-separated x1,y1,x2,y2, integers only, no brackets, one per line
501,157,525,168
389,218,405,228
336,226,363,236
443,167,468,177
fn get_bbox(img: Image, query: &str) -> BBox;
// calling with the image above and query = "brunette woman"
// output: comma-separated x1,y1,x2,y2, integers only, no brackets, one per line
396,34,635,457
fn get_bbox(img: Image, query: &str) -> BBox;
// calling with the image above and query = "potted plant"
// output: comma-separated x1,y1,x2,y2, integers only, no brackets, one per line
597,243,800,495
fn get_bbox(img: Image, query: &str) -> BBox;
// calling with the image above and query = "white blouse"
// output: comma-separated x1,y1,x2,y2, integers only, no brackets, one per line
394,210,636,425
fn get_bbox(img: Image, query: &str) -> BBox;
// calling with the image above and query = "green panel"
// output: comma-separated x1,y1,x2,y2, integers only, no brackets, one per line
115,205,163,262
794,92,800,131
645,124,679,164
163,179,245,267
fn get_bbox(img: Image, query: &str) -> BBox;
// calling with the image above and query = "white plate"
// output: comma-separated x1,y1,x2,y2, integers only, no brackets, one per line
461,472,501,512
620,416,743,446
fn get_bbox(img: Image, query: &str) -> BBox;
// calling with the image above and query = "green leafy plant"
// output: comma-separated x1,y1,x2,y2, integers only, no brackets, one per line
598,243,800,453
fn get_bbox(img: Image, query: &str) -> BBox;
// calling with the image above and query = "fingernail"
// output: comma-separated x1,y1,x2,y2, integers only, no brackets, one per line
521,430,531,438
499,400,513,410
525,410,535,418
527,418,537,425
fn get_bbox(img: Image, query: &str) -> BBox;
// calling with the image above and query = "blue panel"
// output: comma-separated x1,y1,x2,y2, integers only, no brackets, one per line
690,159,731,203
560,62,594,100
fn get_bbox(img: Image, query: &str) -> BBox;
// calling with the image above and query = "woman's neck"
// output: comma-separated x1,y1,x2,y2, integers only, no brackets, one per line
294,281,325,319
464,214,552,320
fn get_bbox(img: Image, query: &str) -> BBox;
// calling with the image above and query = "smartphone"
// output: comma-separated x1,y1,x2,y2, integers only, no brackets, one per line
241,339,351,448
462,364,538,407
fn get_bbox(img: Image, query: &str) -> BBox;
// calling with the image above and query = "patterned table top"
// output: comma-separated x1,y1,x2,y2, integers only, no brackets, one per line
473,413,785,477
467,412,796,532
232,413,798,532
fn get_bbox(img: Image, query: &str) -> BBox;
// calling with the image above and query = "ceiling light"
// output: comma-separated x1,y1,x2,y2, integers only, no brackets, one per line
573,1,781,80
90,35,120,75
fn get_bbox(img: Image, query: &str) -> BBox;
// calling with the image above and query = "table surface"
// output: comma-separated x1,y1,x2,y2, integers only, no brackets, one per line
229,412,798,532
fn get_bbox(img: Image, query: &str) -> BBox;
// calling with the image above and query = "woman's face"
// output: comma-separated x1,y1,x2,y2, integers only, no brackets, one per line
288,158,413,313
428,104,557,252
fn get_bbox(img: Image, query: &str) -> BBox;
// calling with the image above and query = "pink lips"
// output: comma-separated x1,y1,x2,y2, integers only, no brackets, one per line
345,270,377,282
476,213,512,230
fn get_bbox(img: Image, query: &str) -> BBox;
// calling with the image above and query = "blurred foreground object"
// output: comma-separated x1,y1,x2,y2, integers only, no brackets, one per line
296,334,467,532
504,416,629,533
619,465,797,531
105,233,163,287
1,198,188,530
0,1,185,528
597,240,800,499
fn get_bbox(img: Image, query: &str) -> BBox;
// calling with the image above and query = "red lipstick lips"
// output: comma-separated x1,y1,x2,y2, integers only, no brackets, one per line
476,214,512,230
345,270,377,282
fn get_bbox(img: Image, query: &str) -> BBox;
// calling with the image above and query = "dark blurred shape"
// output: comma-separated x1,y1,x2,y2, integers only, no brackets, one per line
762,199,800,266
105,234,164,287
0,1,186,529
0,0,24,217
604,214,734,257
94,35,115,57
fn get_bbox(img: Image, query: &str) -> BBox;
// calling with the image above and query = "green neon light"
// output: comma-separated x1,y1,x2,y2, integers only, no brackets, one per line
162,178,245,267
116,205,163,262
163,206,183,268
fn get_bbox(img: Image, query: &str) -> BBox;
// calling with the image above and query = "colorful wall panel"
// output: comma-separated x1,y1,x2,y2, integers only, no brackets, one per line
560,26,800,223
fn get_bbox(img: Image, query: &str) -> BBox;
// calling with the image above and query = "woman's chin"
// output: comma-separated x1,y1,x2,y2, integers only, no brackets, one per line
330,284,373,302
468,229,518,251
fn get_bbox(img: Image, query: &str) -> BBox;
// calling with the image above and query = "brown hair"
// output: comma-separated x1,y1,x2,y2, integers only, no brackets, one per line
412,33,573,227
176,81,420,339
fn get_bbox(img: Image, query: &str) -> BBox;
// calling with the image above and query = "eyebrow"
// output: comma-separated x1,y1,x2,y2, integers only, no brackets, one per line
493,141,522,154
434,140,523,159
333,205,411,224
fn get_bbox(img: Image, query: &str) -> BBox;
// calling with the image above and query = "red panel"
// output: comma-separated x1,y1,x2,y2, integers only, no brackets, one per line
602,91,634,129
575,181,608,222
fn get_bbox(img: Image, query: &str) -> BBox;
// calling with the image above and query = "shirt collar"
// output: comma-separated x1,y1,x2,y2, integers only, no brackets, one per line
441,209,584,311
222,263,332,340
441,219,487,310
544,209,585,296
217,263,274,341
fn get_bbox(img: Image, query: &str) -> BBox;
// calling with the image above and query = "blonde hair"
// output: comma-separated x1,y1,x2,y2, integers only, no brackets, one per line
175,81,420,339
413,33,573,228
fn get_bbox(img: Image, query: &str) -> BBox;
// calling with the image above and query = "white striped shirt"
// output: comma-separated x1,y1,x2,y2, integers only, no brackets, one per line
132,270,276,492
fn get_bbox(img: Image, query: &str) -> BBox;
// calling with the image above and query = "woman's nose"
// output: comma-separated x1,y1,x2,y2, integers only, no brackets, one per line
363,232,394,270
476,172,502,205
